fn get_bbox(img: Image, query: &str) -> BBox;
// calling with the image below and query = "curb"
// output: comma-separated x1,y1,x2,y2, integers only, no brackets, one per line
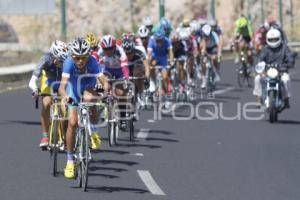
0,63,35,82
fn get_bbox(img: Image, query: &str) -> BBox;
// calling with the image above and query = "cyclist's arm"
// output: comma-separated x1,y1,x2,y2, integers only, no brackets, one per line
58,76,69,99
28,55,47,92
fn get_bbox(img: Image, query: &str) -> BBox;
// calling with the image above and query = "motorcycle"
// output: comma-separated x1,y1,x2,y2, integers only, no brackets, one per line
255,62,288,123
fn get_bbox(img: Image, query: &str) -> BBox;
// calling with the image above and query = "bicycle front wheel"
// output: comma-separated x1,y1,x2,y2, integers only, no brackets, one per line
82,128,90,191
49,120,58,177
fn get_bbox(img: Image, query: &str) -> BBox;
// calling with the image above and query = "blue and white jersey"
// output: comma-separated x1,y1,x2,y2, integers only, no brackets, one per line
147,35,172,60
205,31,220,50
62,56,102,101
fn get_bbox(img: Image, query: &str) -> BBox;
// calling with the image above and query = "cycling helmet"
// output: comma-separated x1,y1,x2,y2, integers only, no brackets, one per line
236,17,248,28
137,25,150,38
190,20,200,32
50,40,69,61
143,16,153,26
182,17,190,28
266,28,282,48
86,33,99,48
178,28,191,40
202,24,212,37
154,28,165,40
69,37,90,56
160,17,171,31
100,35,117,49
122,38,135,53
122,32,135,41
209,19,217,27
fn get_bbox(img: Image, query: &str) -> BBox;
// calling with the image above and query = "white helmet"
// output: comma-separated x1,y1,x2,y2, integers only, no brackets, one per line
178,28,191,40
137,25,150,38
266,28,282,48
190,20,200,32
202,24,212,37
143,16,153,26
69,37,90,56
50,40,69,61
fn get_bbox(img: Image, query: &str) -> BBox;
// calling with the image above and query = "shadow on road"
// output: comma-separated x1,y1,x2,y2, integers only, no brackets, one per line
0,120,40,125
87,186,148,194
89,166,128,173
93,149,130,155
276,120,300,125
91,159,139,166
88,173,119,179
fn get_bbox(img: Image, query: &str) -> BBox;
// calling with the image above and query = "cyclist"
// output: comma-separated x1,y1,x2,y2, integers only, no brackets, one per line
99,35,130,130
122,38,150,107
137,25,151,54
147,28,174,108
177,24,199,86
200,24,222,89
59,37,103,179
29,40,68,150
122,32,146,56
253,24,268,55
86,32,100,62
170,31,187,93
233,14,254,65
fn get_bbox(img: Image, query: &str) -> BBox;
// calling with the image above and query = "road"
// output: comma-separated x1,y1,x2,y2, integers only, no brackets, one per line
0,59,300,200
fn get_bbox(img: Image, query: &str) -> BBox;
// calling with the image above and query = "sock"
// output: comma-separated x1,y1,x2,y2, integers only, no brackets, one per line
91,125,97,133
66,151,74,163
42,132,48,138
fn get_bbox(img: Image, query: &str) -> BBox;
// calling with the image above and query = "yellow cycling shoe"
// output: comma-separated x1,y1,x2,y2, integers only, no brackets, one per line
64,162,76,179
90,132,101,150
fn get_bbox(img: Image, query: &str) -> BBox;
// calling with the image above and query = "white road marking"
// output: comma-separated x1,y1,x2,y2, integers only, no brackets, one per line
137,170,166,196
147,119,155,123
213,86,235,95
136,128,150,139
130,153,144,156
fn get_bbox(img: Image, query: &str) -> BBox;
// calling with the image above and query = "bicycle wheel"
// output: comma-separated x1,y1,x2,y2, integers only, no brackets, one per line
76,129,83,188
82,127,89,191
49,119,58,177
129,119,134,141
108,121,115,146
113,122,119,145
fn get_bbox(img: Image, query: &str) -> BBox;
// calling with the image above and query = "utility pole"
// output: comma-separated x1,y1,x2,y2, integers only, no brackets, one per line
60,0,67,41
159,0,165,19
211,0,215,19
278,0,283,26
290,0,294,41
260,0,264,24
130,0,134,30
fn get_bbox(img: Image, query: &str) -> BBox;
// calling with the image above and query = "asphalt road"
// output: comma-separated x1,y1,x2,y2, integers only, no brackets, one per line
0,59,300,200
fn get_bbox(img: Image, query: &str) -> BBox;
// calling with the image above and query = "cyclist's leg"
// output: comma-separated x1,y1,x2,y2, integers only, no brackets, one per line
64,106,78,179
187,53,194,79
133,64,145,94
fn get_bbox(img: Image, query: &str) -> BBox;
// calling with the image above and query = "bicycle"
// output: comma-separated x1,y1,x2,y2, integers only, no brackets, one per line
203,55,216,95
74,101,103,191
237,47,252,88
48,93,65,177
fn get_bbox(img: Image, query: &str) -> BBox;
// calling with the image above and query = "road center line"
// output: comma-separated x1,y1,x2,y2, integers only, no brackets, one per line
137,170,166,196
136,128,150,139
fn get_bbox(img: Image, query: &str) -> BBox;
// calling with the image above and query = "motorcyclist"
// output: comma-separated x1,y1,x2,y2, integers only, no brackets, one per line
253,28,294,108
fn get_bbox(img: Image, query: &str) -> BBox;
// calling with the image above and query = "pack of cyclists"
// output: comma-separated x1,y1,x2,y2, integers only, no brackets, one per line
28,14,296,180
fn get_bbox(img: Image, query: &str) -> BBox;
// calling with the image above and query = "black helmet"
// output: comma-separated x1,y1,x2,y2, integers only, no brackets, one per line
122,38,135,53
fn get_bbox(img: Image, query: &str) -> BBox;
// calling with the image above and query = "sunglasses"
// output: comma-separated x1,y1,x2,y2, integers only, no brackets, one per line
72,55,89,61
103,47,114,51
141,37,148,41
